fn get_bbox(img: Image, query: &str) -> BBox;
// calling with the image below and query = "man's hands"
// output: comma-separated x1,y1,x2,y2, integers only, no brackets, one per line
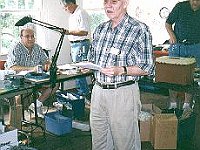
44,61,51,72
169,34,177,44
55,28,69,35
100,66,148,76
100,66,125,77
32,61,51,72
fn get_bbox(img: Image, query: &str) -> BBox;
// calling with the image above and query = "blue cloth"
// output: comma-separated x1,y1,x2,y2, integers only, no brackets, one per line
169,43,200,67
70,40,90,96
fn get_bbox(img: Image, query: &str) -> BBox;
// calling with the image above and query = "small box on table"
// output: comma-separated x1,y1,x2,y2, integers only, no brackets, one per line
155,56,196,85
45,111,72,136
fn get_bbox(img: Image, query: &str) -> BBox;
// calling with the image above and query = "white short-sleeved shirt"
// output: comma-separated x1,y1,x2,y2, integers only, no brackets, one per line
68,6,90,42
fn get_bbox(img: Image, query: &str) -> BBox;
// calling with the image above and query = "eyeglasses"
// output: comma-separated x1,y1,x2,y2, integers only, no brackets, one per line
22,35,35,39
104,0,120,5
60,1,70,7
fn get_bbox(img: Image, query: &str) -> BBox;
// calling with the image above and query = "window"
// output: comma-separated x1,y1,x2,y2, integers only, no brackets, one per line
82,0,107,34
0,0,42,55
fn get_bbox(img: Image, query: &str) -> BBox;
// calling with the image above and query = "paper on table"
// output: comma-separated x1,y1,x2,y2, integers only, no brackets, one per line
71,62,102,71
17,70,32,75
0,70,16,80
57,64,77,70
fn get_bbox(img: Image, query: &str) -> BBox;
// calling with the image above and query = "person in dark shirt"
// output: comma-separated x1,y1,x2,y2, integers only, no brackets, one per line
165,0,200,110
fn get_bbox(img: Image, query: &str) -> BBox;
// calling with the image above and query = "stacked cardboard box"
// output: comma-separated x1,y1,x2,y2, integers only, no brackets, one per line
140,104,162,141
140,103,178,149
155,56,196,85
151,114,178,149
9,105,22,129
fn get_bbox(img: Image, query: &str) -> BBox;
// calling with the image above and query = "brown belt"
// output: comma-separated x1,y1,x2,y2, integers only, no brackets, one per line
96,80,135,89
70,39,89,43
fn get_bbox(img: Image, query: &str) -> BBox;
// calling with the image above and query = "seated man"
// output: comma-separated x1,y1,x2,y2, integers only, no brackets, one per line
5,28,59,116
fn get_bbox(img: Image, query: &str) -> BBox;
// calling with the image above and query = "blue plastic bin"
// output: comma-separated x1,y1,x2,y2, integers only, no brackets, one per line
45,111,72,136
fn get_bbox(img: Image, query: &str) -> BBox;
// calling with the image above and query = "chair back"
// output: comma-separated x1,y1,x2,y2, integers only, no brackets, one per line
0,60,6,70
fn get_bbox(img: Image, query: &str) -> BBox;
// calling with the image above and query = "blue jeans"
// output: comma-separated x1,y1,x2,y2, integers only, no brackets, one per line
169,43,200,67
168,43,200,105
70,40,90,95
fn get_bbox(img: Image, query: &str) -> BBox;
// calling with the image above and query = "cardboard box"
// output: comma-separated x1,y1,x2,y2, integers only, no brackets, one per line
151,114,178,149
0,129,18,150
140,104,162,141
9,105,22,129
155,56,196,85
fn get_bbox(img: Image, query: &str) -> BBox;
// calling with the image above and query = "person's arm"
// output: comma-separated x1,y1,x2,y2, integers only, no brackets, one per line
165,2,180,44
68,30,88,36
10,65,36,72
11,59,51,72
100,66,148,77
11,60,51,72
57,28,88,36
165,22,177,44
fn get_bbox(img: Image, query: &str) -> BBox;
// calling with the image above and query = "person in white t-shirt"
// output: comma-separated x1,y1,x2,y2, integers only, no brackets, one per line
61,0,91,98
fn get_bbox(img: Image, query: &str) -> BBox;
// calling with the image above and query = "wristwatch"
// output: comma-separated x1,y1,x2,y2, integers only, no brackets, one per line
122,66,127,75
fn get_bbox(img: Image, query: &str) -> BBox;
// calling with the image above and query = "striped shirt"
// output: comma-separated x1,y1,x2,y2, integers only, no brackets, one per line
5,42,48,69
88,13,154,83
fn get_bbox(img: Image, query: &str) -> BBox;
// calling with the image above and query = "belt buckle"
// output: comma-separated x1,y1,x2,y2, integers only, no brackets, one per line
106,84,109,89
114,83,117,89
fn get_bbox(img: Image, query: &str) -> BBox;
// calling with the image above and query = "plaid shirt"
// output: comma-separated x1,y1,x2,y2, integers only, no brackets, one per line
88,13,154,83
5,42,48,69
166,1,200,42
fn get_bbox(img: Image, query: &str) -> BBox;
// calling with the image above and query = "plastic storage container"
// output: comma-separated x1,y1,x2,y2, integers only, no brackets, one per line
45,111,72,136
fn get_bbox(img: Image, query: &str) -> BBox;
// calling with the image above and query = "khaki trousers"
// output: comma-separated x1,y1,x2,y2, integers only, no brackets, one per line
90,82,141,150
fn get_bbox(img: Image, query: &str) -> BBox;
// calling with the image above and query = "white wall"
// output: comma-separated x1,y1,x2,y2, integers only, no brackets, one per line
36,0,74,89
37,0,72,66
36,0,91,89
127,0,178,45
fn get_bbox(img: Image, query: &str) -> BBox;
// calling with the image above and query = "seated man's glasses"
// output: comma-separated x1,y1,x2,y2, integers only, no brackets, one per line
22,35,35,39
